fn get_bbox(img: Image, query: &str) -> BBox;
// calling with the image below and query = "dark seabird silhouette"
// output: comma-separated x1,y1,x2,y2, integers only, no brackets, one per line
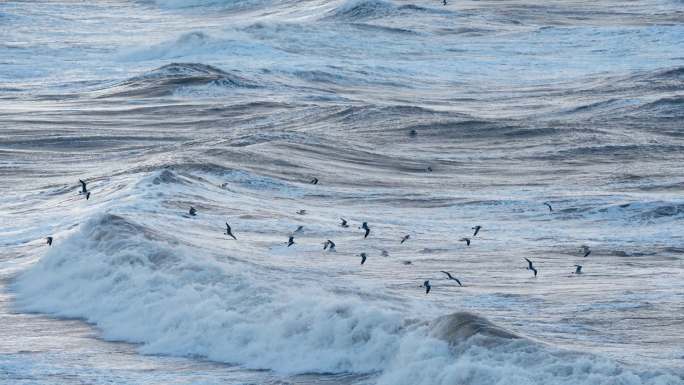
403,260,412,265
297,209,307,215
544,202,553,212
323,240,336,251
442,0,447,5
459,237,471,246
293,225,304,234
46,236,53,246
581,245,591,257
524,258,538,277
225,223,237,240
401,234,410,244
440,271,462,286
472,226,481,237
574,265,583,274
409,129,417,137
381,250,389,257
426,166,433,172
189,207,197,216
310,177,319,185
79,179,90,200
340,218,349,228
422,280,431,294
359,253,367,265
287,236,295,247
360,222,370,238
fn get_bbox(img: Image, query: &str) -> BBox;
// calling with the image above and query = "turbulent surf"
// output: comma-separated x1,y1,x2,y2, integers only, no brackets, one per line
1,0,683,384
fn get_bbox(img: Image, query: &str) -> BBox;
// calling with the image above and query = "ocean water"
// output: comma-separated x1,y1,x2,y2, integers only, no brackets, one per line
1,1,683,384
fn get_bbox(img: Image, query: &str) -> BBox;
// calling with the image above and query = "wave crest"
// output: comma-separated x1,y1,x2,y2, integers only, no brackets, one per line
95,62,257,98
328,0,397,20
430,312,519,344
325,0,433,21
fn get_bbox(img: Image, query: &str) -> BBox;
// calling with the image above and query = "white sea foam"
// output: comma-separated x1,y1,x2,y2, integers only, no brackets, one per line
3,0,684,383
11,171,683,385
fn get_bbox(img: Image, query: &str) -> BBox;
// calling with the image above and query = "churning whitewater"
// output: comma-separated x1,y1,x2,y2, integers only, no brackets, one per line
1,0,683,384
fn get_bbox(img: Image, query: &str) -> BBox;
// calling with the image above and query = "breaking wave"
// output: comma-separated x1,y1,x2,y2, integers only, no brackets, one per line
11,171,683,385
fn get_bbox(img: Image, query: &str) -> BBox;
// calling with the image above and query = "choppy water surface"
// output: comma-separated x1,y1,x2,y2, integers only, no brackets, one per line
1,1,683,384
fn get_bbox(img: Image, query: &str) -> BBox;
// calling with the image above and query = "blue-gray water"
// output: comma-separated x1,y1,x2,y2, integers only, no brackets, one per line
1,1,683,384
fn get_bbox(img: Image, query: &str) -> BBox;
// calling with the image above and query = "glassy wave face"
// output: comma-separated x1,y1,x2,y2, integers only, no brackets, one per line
1,1,683,384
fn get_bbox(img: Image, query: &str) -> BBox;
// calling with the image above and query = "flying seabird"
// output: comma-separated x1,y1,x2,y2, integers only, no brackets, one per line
472,225,481,237
189,207,197,216
360,222,370,238
46,236,53,246
401,234,410,244
442,0,447,5
293,225,304,234
340,218,349,228
426,166,433,172
297,209,307,215
310,177,319,185
440,271,462,286
459,237,471,246
544,202,553,212
323,239,336,251
409,129,417,137
359,252,367,265
574,265,583,274
581,245,591,258
287,236,295,247
381,250,389,257
422,280,431,294
79,179,90,200
225,223,237,240
524,258,538,277
403,260,412,265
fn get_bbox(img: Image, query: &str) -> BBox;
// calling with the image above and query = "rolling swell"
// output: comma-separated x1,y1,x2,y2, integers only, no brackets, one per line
325,0,433,21
326,0,397,20
609,66,684,93
645,66,684,85
534,143,684,162
3,0,684,382
402,120,558,141
636,96,684,118
94,63,257,98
